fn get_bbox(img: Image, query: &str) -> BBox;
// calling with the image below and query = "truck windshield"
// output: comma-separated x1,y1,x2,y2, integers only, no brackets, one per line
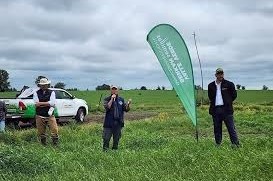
17,88,38,99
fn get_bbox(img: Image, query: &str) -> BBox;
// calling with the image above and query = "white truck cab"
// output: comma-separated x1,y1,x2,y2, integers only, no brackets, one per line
1,88,89,124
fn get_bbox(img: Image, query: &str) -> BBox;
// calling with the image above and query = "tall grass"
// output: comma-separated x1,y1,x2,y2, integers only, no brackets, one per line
0,90,273,180
1,106,273,180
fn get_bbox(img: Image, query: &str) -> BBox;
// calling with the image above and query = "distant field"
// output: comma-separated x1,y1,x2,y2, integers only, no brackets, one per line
1,90,273,112
70,90,273,112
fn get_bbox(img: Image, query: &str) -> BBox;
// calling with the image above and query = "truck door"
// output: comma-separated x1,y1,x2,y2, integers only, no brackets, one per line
54,90,75,117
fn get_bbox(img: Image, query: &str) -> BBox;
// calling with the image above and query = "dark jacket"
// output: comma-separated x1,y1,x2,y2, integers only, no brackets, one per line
36,89,53,117
208,79,237,115
103,95,130,128
0,101,7,120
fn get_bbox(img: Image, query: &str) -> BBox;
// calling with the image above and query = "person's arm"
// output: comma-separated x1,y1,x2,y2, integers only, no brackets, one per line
48,91,56,107
208,84,213,101
230,82,237,101
33,91,44,107
103,95,116,110
33,91,39,104
3,102,7,114
34,91,52,107
124,99,131,112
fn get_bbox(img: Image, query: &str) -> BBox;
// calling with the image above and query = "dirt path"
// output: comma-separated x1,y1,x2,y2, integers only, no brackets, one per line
10,112,159,128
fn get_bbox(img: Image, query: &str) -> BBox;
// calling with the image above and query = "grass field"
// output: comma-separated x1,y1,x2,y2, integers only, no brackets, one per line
69,90,273,112
0,90,273,180
1,90,273,111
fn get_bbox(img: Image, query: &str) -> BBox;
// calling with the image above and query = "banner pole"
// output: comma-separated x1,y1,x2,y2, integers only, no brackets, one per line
193,32,204,106
97,93,103,111
195,120,199,142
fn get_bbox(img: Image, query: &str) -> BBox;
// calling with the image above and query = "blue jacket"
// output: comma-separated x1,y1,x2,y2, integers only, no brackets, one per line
103,95,130,128
0,101,7,120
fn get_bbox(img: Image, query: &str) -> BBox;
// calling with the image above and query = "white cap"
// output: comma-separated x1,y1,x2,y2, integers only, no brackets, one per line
38,78,51,85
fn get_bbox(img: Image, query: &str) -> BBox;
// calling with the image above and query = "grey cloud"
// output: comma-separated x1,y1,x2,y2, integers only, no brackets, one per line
0,0,272,90
30,0,92,12
201,0,273,16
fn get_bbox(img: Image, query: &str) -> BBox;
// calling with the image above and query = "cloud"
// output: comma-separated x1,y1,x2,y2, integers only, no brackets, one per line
0,0,272,90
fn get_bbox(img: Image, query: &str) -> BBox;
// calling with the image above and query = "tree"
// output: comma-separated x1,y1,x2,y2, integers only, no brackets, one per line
10,88,17,92
236,84,241,90
195,85,202,90
242,86,246,90
262,85,269,90
162,86,166,90
96,84,110,90
140,86,147,90
67,88,78,91
54,82,66,89
156,86,161,90
0,69,11,92
35,75,47,85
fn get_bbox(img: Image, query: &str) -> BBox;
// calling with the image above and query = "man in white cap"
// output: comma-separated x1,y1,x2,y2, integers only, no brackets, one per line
208,68,239,148
33,77,58,146
102,85,131,151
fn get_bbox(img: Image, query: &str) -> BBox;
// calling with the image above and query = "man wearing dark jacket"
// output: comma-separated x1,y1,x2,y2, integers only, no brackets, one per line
208,68,239,147
0,100,7,132
103,85,131,151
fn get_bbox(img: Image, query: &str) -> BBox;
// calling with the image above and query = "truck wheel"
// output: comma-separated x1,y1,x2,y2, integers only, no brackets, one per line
75,108,86,123
30,119,36,127
13,119,20,130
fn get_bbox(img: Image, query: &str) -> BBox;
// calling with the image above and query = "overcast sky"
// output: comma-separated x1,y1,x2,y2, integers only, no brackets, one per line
1,0,272,90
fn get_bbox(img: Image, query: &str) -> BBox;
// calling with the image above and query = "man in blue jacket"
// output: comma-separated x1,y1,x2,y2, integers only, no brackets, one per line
103,85,131,151
208,68,239,147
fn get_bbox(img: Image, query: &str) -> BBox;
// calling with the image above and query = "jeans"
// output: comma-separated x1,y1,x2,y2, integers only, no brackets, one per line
0,120,5,132
102,124,122,150
212,107,239,145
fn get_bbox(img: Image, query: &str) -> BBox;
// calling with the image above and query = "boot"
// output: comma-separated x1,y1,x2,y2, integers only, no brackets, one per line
103,141,110,152
40,137,47,146
112,141,119,150
52,137,59,146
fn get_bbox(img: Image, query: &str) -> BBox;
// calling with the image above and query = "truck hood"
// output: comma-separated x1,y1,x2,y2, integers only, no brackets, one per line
74,98,87,105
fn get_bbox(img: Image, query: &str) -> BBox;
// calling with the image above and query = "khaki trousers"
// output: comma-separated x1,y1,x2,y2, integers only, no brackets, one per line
36,116,58,139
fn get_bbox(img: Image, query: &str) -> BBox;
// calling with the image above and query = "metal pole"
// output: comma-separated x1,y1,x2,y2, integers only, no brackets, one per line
97,93,103,111
195,125,199,142
193,32,204,106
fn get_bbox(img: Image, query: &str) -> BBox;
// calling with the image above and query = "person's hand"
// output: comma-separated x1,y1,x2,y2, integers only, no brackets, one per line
111,94,116,100
36,102,48,107
127,98,132,105
36,102,42,107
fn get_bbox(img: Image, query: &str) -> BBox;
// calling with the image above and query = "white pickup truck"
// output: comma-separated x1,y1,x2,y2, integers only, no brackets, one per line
0,88,89,126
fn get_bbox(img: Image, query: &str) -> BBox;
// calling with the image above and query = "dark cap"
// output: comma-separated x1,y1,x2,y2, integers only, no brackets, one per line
216,68,224,74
